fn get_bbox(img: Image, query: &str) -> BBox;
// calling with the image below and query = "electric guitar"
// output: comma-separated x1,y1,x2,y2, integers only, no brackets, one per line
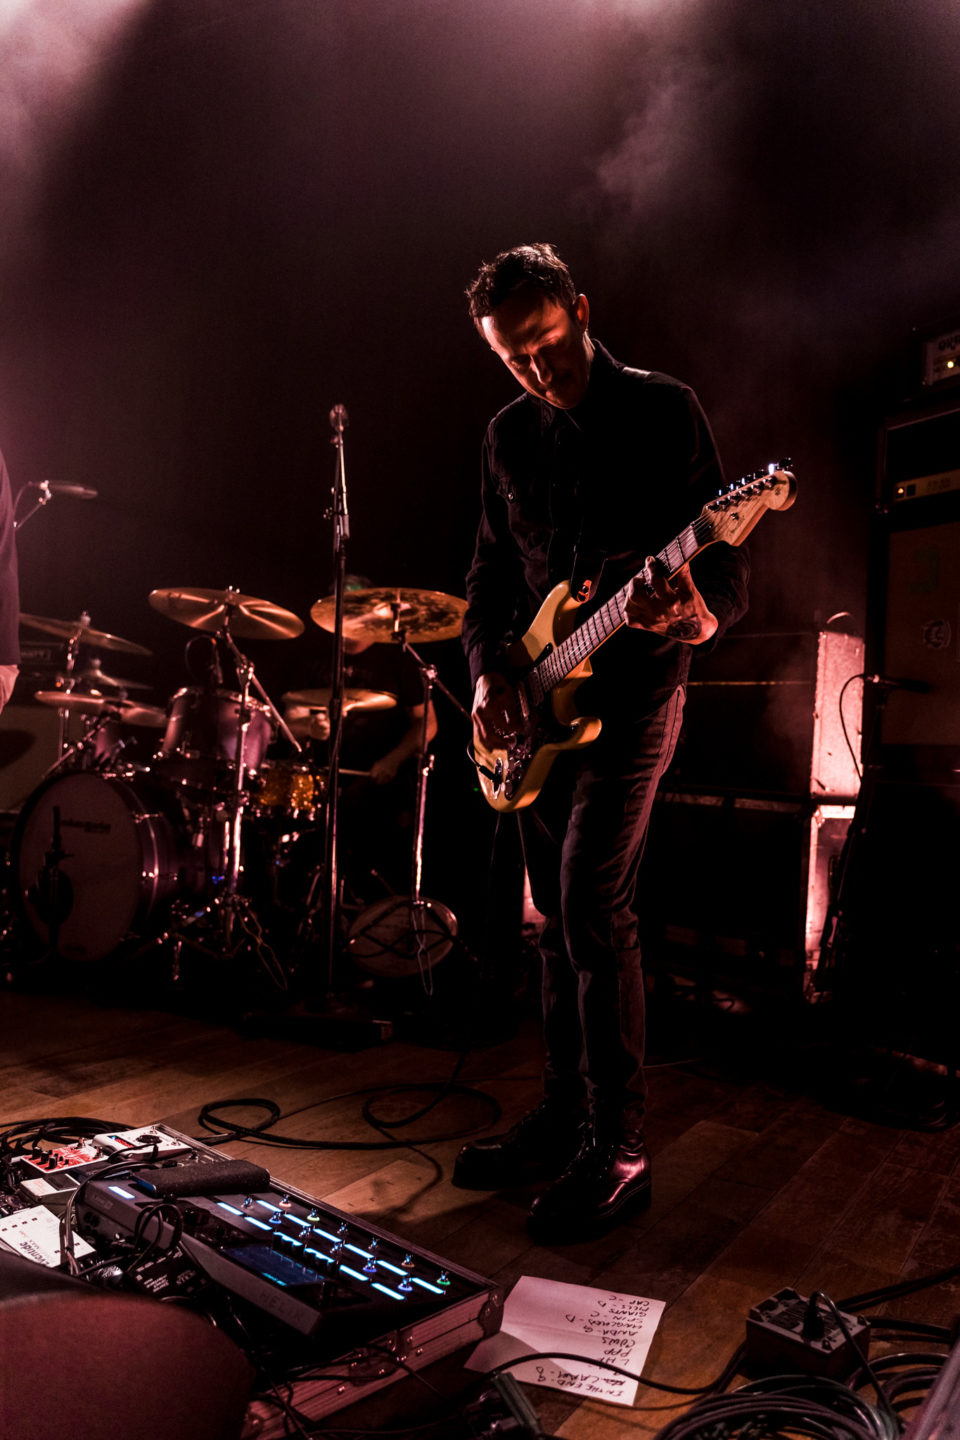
472,462,797,812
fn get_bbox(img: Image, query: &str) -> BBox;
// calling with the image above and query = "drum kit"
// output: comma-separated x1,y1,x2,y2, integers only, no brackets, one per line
8,584,469,980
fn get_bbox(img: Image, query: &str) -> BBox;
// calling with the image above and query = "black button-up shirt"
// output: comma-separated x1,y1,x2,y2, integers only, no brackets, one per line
463,341,749,720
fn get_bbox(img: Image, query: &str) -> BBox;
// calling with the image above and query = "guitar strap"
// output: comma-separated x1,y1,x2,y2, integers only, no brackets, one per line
571,536,606,604
556,410,607,603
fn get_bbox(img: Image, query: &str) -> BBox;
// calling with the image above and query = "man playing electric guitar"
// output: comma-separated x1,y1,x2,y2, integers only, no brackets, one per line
454,244,751,1243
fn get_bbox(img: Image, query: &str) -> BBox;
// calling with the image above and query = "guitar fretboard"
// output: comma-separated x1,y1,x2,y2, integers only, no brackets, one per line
526,514,713,705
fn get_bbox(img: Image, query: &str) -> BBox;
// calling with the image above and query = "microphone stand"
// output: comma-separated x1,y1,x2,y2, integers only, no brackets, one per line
322,404,350,990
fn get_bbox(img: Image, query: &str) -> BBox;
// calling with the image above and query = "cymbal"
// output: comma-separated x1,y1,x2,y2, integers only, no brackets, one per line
20,613,152,657
282,687,397,713
310,587,467,644
34,692,167,727
64,664,152,692
149,587,304,640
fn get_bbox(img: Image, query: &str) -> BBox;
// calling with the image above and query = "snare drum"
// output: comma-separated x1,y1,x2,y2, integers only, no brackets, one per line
255,760,325,816
158,686,274,791
11,770,200,961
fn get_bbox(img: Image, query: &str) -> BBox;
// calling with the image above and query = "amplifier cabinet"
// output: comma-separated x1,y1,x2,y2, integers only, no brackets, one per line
876,512,960,747
673,630,863,798
642,792,853,992
875,395,960,750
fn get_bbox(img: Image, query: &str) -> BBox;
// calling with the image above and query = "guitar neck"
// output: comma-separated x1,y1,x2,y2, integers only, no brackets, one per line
528,516,712,704
522,464,795,706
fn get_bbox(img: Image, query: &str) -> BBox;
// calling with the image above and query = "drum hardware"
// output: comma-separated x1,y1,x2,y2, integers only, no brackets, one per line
13,478,98,531
33,692,166,779
128,890,290,995
148,585,303,961
21,612,152,761
344,612,472,990
38,709,127,782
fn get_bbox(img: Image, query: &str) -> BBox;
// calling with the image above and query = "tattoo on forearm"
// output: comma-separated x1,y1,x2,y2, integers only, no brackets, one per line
665,617,702,641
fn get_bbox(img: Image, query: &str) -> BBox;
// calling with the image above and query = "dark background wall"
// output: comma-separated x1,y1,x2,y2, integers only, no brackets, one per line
1,0,958,765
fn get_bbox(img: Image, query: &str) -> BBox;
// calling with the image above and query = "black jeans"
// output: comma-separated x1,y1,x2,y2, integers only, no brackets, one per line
519,687,685,1128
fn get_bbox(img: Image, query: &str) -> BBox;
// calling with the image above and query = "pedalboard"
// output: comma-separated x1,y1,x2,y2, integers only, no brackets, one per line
67,1124,502,1434
16,1126,192,1181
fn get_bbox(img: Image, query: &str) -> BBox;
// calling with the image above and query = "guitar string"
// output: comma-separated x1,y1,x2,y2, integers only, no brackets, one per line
527,511,721,704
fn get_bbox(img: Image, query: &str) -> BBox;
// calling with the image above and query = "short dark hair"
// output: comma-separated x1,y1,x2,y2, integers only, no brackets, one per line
466,243,578,322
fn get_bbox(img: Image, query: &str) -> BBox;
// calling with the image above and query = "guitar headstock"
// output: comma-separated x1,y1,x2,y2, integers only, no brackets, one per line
703,460,797,547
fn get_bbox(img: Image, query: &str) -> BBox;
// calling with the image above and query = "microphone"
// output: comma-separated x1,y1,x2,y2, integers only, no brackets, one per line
29,480,99,500
864,672,930,693
329,404,348,435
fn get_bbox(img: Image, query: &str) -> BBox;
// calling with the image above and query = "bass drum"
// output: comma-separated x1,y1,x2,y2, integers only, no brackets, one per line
11,770,199,962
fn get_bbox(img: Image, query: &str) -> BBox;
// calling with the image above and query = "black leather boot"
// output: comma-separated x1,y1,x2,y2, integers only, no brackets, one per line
526,1118,651,1243
452,1099,586,1190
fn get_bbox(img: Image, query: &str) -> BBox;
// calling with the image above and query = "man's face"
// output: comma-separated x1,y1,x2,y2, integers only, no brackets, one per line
480,291,593,409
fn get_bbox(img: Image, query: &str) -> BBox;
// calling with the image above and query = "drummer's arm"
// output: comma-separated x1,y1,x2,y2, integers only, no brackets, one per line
368,701,437,785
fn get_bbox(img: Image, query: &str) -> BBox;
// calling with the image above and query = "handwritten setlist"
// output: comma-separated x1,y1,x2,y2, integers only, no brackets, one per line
466,1276,665,1406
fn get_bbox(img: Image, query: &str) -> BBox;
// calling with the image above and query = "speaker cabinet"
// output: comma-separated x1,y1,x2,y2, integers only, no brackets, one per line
878,516,960,746
672,629,863,798
815,775,960,1061
642,793,852,990
876,397,960,751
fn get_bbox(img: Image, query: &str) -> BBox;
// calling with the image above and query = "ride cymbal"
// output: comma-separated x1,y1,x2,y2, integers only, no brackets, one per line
309,587,466,644
20,613,152,656
149,586,304,640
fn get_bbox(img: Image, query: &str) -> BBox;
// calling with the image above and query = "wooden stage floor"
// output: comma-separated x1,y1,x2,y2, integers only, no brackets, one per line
3,959,959,1439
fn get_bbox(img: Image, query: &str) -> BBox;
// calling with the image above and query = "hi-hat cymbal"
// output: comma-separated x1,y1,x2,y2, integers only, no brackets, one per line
34,692,167,727
309,588,467,644
20,613,152,657
149,587,304,640
63,663,151,692
282,687,397,713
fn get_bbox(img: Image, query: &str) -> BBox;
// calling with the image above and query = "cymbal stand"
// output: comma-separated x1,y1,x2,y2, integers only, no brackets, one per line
392,609,471,990
212,619,302,946
13,479,61,532
42,710,116,781
53,615,89,758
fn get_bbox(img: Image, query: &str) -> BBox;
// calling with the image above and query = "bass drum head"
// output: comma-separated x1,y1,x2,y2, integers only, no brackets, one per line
12,771,184,962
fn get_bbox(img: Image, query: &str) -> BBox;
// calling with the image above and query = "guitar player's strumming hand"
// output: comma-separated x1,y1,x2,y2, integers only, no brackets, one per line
624,557,718,646
473,670,521,748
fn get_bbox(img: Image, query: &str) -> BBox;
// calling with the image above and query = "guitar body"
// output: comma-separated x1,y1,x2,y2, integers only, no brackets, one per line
473,582,603,813
471,463,797,814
